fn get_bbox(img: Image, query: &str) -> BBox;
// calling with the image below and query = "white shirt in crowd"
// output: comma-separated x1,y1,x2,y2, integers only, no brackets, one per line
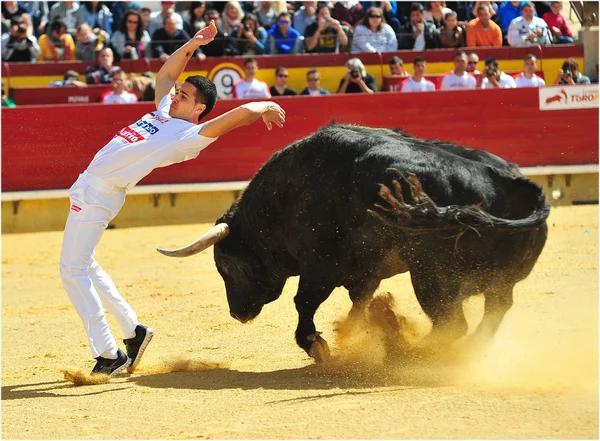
232,79,270,99
103,91,138,104
480,71,517,89
507,16,552,47
146,11,184,37
87,93,217,190
514,72,546,87
439,72,477,90
411,23,426,51
401,77,436,92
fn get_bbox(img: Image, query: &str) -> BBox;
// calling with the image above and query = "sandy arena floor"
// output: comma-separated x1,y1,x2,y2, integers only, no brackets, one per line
1,204,598,439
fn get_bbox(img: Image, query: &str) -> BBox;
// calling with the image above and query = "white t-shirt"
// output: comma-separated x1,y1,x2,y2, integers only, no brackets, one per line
439,71,477,90
401,77,436,92
232,79,270,99
86,93,218,190
514,73,546,88
480,71,517,89
103,91,138,104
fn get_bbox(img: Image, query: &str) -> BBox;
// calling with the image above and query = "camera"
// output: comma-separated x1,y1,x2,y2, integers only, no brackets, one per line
486,65,497,76
350,69,360,79
16,24,27,34
563,69,572,78
243,23,251,31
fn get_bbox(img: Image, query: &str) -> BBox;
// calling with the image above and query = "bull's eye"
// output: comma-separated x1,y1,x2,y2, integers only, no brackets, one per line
221,261,230,272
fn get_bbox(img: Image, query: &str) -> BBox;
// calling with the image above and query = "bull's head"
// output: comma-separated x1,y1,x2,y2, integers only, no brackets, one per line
157,223,285,323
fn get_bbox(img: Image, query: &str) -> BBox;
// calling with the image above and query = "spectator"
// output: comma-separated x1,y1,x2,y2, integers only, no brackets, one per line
299,68,330,95
221,1,244,35
37,18,75,61
467,52,481,74
552,58,591,85
126,71,155,101
1,82,15,108
423,1,452,28
228,13,268,56
467,4,502,47
507,1,552,46
471,1,499,20
183,2,207,36
543,1,573,44
2,1,33,36
232,57,271,98
102,68,138,104
398,2,439,50
257,1,280,29
304,4,348,54
480,56,516,88
1,16,39,62
48,1,85,35
49,70,88,87
440,50,477,90
86,47,120,84
388,56,409,77
268,12,302,54
75,23,105,61
147,1,183,37
270,66,297,96
140,7,151,31
82,2,114,37
514,53,545,87
439,11,465,48
293,1,317,36
351,6,397,53
332,1,364,28
201,9,228,57
361,1,401,31
337,57,377,94
18,1,50,36
110,9,151,60
110,1,142,33
497,1,531,35
151,15,201,62
401,56,436,92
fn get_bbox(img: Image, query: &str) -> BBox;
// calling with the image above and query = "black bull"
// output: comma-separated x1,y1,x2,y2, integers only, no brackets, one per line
158,124,549,362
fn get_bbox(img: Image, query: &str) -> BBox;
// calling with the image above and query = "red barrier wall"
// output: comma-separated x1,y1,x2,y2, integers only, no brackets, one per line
2,88,598,192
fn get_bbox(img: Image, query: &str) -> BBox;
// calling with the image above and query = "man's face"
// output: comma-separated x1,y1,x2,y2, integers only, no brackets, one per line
390,62,404,75
278,16,291,32
275,69,288,86
112,72,125,90
244,62,258,77
165,17,177,35
550,3,562,14
307,72,320,90
304,1,317,15
445,14,457,29
410,10,423,25
162,2,175,13
10,23,26,38
467,55,479,72
317,7,331,22
76,28,91,43
97,49,113,68
524,57,537,74
477,8,491,24
454,54,467,72
141,10,151,24
522,5,535,21
52,25,66,39
414,61,426,76
170,82,204,121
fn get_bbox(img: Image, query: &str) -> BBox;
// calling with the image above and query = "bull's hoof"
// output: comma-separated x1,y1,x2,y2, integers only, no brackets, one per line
307,333,330,364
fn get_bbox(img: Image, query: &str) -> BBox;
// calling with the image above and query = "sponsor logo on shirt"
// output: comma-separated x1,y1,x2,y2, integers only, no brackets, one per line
116,126,145,143
149,112,169,124
71,204,82,212
136,120,159,135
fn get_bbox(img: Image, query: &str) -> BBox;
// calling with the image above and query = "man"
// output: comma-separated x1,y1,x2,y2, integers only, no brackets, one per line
467,4,502,47
398,2,439,51
86,47,119,85
479,56,516,89
1,15,39,62
497,0,531,35
102,68,138,104
293,1,317,36
147,1,183,37
507,1,552,47
49,70,88,88
232,58,271,99
440,50,477,90
269,65,297,96
59,21,285,377
543,1,574,44
514,54,546,87
151,14,204,62
466,52,481,74
268,12,302,55
37,18,75,61
553,58,591,85
299,68,330,96
388,56,409,77
303,4,348,54
48,0,85,35
401,56,436,93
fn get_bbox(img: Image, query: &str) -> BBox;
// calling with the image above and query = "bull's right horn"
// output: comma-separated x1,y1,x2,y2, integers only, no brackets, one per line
157,223,230,257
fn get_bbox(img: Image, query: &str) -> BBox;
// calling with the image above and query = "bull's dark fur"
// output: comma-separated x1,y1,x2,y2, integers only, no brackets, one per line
214,124,549,360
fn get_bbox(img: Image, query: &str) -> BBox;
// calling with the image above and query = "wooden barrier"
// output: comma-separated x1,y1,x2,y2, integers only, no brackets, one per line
2,87,598,193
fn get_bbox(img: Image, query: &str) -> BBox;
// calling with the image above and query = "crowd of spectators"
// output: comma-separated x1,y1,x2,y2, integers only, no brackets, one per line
0,1,592,106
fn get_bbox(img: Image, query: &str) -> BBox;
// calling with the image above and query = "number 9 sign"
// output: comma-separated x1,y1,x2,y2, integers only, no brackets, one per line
207,63,244,99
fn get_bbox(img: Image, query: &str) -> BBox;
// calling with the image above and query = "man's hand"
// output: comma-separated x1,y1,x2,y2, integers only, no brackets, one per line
194,20,217,46
552,26,561,36
535,28,543,37
159,53,170,62
261,103,286,131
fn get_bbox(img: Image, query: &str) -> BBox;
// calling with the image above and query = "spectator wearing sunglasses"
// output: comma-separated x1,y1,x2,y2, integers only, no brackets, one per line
398,2,439,50
268,11,303,54
269,66,297,96
304,4,348,54
351,6,397,53
300,68,330,96
466,52,481,74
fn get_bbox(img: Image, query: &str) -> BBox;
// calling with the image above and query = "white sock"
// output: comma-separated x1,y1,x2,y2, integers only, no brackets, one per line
100,350,118,360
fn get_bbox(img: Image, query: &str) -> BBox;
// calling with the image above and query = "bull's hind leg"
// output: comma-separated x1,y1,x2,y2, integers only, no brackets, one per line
294,277,336,363
346,278,381,319
473,283,514,342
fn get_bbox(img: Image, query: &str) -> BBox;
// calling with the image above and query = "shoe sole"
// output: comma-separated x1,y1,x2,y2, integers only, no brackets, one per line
108,357,132,377
127,328,154,373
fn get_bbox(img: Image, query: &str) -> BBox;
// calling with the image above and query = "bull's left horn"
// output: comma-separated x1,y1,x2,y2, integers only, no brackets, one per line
157,223,230,257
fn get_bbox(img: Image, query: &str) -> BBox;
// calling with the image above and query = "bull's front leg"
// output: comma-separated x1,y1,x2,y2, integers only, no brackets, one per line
294,277,336,363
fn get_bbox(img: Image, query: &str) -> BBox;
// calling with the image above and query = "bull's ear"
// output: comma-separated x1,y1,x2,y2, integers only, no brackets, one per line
157,223,230,257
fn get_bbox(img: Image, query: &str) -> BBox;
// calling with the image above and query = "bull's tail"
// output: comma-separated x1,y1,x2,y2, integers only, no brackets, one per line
368,170,549,233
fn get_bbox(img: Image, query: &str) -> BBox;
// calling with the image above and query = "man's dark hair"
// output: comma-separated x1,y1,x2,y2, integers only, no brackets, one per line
112,67,126,76
445,10,458,20
485,56,499,67
64,70,79,81
184,75,218,122
455,50,466,58
524,53,536,61
306,68,319,77
275,65,287,76
410,2,424,13
10,15,25,27
205,9,220,20
389,56,403,66
244,57,257,66
477,4,491,14
50,18,67,33
414,56,426,64
562,58,578,71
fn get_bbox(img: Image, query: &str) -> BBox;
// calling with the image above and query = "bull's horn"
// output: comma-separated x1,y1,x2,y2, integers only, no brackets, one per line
157,223,230,257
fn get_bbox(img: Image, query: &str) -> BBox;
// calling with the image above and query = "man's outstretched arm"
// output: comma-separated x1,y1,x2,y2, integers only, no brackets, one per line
154,21,217,108
199,101,286,138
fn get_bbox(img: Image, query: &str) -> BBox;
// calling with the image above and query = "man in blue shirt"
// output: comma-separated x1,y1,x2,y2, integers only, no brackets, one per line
268,12,302,54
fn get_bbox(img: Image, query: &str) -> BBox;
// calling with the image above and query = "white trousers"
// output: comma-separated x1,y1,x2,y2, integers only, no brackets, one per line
59,171,139,359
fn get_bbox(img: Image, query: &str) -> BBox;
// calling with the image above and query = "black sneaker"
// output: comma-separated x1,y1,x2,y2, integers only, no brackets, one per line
91,349,131,377
124,324,154,373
